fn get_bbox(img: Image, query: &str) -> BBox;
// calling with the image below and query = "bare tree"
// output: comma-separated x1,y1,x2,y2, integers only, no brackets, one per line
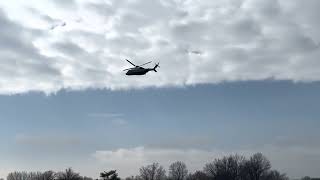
169,161,188,180
82,177,93,180
186,171,210,180
55,168,82,180
244,153,271,180
7,171,56,180
6,170,94,180
139,163,166,180
125,176,140,180
7,172,30,180
204,154,245,180
261,170,288,180
301,177,312,180
28,172,43,180
41,171,55,180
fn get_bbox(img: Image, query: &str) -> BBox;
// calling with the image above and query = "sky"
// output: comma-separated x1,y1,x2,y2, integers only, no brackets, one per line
0,0,320,179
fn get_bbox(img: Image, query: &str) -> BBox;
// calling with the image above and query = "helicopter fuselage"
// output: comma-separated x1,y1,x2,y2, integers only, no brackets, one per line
123,59,159,75
126,67,151,75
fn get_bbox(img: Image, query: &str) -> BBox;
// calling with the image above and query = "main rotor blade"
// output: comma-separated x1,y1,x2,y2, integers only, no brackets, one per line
139,61,152,67
126,59,136,66
123,68,133,71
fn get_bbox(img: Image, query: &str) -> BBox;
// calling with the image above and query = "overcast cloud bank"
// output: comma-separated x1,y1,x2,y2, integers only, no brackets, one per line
0,0,319,94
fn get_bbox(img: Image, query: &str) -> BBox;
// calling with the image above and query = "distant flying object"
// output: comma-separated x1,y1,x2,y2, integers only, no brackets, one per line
50,21,66,30
123,59,159,75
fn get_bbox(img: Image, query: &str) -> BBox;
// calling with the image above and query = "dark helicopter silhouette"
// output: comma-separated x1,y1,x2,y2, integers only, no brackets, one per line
123,59,159,75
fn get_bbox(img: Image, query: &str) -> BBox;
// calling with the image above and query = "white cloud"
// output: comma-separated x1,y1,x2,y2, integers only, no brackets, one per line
88,113,124,118
0,0,319,94
15,134,82,147
87,113,128,125
111,119,128,126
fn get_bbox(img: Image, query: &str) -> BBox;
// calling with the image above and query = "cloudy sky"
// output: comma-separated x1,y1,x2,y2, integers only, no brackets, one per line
0,0,320,179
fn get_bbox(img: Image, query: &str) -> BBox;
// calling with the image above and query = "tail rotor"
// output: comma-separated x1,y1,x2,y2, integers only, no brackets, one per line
153,62,160,72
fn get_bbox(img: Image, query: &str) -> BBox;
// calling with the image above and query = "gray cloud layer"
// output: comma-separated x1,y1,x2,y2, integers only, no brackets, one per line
0,0,319,94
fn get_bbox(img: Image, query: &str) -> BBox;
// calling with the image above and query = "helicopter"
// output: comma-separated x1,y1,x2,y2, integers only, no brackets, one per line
123,59,160,75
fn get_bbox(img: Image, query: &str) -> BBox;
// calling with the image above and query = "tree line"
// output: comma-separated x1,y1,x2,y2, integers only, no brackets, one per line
4,153,319,180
